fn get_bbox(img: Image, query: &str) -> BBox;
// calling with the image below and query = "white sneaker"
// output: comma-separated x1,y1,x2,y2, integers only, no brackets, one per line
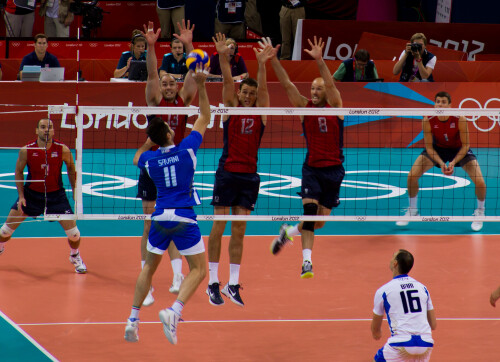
143,286,154,307
69,252,87,274
124,318,139,342
169,273,184,294
396,208,419,227
159,308,181,345
471,208,485,232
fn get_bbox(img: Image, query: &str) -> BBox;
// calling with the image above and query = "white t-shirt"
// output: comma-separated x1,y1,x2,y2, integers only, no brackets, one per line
399,50,437,78
373,274,434,345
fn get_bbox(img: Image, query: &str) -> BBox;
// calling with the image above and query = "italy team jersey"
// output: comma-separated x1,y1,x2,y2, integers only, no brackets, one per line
137,131,202,209
373,275,434,345
428,115,461,149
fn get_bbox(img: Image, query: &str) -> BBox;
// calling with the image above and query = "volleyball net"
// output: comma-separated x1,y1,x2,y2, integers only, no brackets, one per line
0,104,498,223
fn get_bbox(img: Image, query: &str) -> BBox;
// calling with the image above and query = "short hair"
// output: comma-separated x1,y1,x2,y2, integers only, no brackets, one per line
171,38,183,47
435,91,451,103
37,118,52,128
34,33,48,43
354,49,370,62
395,249,414,274
410,32,427,45
146,117,169,146
239,77,258,90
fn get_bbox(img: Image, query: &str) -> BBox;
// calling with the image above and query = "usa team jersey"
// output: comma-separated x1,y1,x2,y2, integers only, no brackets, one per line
158,95,188,145
138,131,202,209
373,275,434,345
25,140,64,193
303,101,344,167
218,110,265,173
428,115,461,149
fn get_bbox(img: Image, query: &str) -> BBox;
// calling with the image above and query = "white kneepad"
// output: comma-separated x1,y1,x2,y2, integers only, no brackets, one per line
65,226,81,241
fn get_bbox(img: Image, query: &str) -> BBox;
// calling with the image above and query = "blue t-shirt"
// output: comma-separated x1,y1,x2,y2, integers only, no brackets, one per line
138,131,203,209
19,51,60,71
159,53,188,75
116,50,147,70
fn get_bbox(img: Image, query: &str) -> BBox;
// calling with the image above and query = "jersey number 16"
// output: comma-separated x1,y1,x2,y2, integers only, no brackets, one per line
400,290,422,314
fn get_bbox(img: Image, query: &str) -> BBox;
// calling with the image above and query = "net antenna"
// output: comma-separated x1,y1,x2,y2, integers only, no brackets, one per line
43,105,499,225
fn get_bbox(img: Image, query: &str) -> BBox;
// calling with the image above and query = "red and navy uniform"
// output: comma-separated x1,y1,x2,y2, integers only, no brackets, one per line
218,111,265,173
138,94,188,200
26,140,64,193
428,116,461,149
302,101,344,167
300,101,345,209
211,109,265,211
158,94,188,145
11,140,73,216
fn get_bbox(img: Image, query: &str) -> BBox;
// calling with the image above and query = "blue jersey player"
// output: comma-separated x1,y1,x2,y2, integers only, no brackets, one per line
125,62,210,345
371,250,437,362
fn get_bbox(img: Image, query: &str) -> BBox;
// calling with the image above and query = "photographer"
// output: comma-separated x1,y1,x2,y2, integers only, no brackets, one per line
393,33,436,82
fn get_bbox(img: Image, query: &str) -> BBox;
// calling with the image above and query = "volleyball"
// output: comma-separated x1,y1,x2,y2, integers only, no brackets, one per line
186,49,210,71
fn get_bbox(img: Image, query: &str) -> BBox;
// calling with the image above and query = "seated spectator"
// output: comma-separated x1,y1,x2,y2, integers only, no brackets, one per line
215,0,246,40
19,34,60,80
159,38,188,79
39,0,74,38
208,37,248,81
4,0,35,37
333,49,378,82
393,32,436,82
114,31,147,79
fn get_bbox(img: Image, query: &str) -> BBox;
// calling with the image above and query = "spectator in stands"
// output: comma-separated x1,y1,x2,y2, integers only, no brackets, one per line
333,49,379,82
393,32,436,82
208,38,248,81
114,31,147,79
39,0,74,38
156,0,184,39
159,38,188,79
214,0,246,40
19,34,60,80
279,0,306,60
245,0,262,34
4,0,35,37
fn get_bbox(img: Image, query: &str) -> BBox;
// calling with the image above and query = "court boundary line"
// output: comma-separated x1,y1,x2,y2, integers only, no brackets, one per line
0,310,58,361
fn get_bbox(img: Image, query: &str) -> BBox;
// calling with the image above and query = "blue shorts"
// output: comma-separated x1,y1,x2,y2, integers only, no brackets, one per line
137,169,157,201
421,146,476,168
300,163,345,209
147,208,204,256
211,168,260,211
11,186,73,217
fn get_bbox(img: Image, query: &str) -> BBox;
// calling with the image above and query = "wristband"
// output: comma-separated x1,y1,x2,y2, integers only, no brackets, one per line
416,59,422,63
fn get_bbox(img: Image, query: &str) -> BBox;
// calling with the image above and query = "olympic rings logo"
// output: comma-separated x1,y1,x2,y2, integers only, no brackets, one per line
458,97,500,132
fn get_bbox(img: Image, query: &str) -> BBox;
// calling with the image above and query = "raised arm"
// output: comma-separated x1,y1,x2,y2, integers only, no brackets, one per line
191,64,211,137
133,138,155,166
213,33,237,107
174,19,197,106
15,148,27,209
142,21,162,106
304,36,342,108
62,145,76,193
393,43,411,75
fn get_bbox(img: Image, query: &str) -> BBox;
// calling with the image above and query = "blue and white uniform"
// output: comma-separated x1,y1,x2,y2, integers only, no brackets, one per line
373,275,434,362
137,131,204,256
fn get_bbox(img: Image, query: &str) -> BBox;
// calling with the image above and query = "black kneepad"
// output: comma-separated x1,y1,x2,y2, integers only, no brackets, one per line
302,203,318,232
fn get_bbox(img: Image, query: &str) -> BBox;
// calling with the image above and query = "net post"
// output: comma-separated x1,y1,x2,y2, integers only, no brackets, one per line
75,109,84,216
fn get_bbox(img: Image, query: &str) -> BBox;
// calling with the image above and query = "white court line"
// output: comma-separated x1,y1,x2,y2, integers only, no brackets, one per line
0,310,58,361
17,317,500,327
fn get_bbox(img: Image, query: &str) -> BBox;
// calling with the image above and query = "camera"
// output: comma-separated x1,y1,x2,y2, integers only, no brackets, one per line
70,0,106,38
410,43,422,53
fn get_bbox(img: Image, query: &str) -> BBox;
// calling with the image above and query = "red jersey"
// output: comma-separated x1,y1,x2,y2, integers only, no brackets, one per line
25,140,65,193
158,94,187,145
218,109,265,173
428,116,462,149
302,101,344,167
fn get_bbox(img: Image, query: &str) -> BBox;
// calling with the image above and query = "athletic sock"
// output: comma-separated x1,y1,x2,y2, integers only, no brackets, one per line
477,199,485,209
302,249,312,263
409,197,418,209
171,258,182,275
171,300,184,316
129,306,140,321
208,262,219,285
287,224,300,237
70,248,79,256
229,263,240,285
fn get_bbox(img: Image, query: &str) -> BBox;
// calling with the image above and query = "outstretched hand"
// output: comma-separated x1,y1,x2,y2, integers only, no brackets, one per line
212,32,229,56
141,21,161,46
304,36,325,60
173,19,194,45
254,41,275,64
191,63,210,84
256,37,280,59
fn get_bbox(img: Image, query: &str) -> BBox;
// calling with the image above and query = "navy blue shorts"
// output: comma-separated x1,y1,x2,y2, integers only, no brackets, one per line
421,146,476,168
211,168,260,211
300,163,345,209
12,186,73,217
137,169,157,201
